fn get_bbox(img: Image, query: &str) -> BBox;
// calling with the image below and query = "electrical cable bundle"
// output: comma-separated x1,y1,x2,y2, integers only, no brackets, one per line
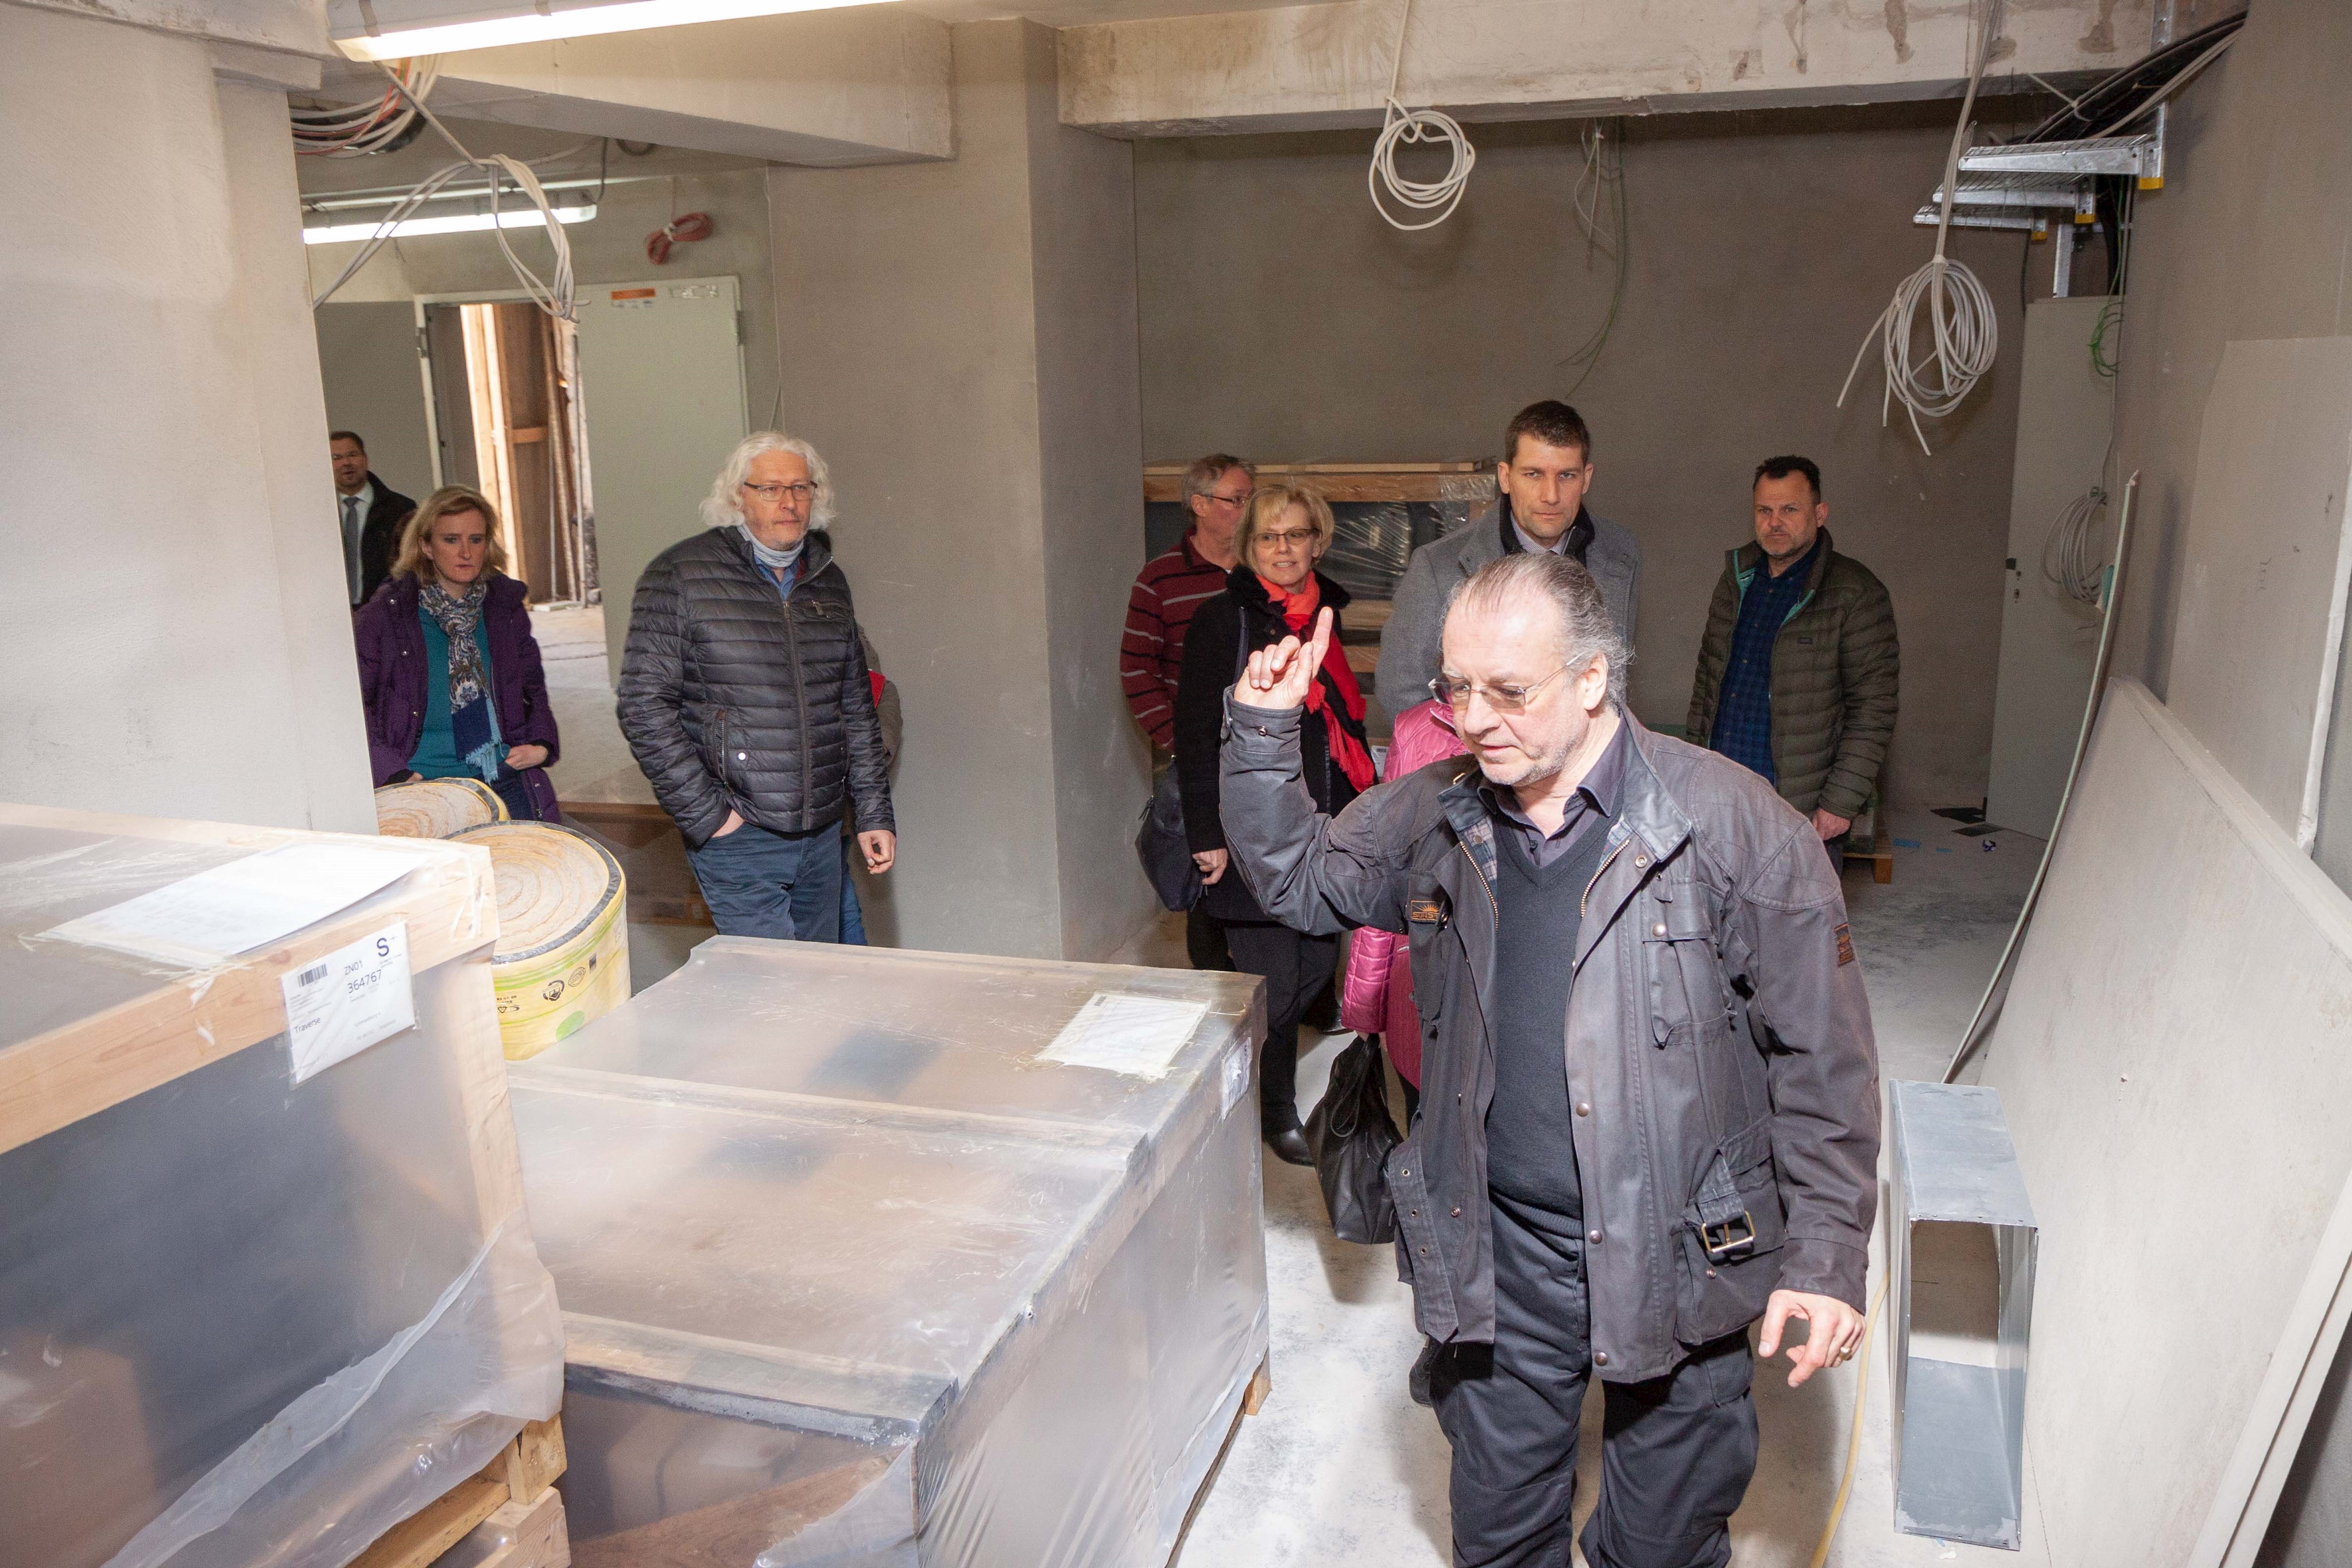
647,211,714,265
1558,120,1627,396
1367,0,1475,231
1835,0,2003,455
290,57,440,157
309,72,578,326
2042,486,2110,606
2009,10,2246,146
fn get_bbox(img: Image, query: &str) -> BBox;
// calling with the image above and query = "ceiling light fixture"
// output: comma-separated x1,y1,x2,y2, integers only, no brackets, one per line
328,0,895,61
302,204,598,245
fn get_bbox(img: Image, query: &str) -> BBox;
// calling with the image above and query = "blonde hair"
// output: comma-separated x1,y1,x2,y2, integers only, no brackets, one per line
394,486,512,587
1236,484,1334,564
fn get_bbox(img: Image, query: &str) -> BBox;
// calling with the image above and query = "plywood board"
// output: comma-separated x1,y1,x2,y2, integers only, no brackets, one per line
1980,679,2352,1566
2163,336,2352,846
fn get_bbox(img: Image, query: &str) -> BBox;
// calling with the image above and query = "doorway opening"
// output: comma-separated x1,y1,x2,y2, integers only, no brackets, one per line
422,299,595,606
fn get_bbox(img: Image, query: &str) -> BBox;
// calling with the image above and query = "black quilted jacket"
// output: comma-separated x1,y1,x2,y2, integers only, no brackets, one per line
616,526,894,846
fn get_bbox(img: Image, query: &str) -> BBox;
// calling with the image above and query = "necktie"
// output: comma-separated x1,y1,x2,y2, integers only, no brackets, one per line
342,495,363,602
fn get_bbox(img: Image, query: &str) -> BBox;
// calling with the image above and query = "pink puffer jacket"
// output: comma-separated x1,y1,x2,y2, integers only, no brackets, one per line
1340,699,1468,1087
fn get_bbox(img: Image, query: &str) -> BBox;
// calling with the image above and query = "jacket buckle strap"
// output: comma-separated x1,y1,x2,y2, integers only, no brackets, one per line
1701,1211,1757,1264
1692,1150,1756,1263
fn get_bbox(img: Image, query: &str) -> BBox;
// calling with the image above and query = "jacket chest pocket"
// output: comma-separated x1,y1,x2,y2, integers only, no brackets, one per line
1641,892,1732,1048
1403,873,1452,1041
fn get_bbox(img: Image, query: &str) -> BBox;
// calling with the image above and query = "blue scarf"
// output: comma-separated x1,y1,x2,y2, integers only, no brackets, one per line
736,524,805,589
420,578,506,783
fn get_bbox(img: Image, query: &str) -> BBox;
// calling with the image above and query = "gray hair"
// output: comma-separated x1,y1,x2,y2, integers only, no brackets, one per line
1444,552,1631,706
701,431,837,533
1182,452,1255,505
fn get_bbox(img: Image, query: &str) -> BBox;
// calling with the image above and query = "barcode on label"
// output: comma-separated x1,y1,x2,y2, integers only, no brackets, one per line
298,962,328,986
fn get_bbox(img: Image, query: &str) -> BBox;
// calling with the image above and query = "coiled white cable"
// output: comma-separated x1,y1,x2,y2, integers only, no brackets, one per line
2042,486,2110,606
1367,0,1475,232
1836,0,2003,454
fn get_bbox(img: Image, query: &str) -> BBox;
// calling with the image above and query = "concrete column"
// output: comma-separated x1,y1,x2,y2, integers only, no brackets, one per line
0,5,376,833
767,19,1158,961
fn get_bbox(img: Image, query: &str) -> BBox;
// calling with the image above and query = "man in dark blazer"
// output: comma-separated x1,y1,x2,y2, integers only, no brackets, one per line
331,429,417,609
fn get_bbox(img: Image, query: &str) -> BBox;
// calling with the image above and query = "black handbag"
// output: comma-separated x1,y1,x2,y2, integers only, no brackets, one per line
1304,1033,1402,1244
1135,764,1201,913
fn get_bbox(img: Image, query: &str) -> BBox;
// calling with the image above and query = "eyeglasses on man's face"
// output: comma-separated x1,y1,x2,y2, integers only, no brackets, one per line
1430,663,1574,714
1201,489,1254,510
742,481,820,504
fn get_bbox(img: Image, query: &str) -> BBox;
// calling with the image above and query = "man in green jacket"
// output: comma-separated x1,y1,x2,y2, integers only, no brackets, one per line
1686,456,1898,851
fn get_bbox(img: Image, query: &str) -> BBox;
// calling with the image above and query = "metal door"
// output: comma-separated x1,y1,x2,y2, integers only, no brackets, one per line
572,277,749,677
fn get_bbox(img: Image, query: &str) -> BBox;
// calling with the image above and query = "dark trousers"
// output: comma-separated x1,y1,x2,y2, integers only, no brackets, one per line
1432,1197,1758,1568
686,822,844,942
1186,903,1234,970
491,773,542,823
1221,919,1335,1135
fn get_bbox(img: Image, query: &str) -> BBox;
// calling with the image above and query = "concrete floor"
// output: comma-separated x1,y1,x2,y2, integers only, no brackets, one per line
529,604,2056,1562
531,605,717,992
1145,811,2049,1568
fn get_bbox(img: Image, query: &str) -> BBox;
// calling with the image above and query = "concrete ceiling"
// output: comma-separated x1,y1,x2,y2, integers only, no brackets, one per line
67,0,2163,168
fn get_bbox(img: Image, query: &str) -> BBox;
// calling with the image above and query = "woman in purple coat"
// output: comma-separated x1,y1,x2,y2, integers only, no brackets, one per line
354,486,563,822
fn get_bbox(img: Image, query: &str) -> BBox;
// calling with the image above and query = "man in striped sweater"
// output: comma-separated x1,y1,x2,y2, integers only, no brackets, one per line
1124,453,1254,969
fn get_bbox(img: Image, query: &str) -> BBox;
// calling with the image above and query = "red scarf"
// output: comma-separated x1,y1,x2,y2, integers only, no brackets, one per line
1262,573,1377,793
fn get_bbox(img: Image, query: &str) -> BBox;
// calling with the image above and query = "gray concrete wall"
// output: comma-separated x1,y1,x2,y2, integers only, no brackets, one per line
767,19,1158,961
0,6,375,833
316,303,436,504
1020,21,1159,961
1135,103,2043,810
2091,3,2352,1563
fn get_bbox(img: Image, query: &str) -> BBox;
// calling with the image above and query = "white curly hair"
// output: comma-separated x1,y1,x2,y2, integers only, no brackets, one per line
701,432,837,533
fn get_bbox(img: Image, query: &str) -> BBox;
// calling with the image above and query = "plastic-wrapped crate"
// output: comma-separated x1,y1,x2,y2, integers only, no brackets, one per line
0,804,565,1568
512,937,1269,1567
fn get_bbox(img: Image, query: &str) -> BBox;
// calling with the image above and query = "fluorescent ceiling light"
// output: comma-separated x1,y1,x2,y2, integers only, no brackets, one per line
303,204,598,245
331,0,894,61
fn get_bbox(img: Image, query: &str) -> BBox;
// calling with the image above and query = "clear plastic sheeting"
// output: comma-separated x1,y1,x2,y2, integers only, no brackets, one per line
1321,502,1415,602
0,810,560,1568
1435,468,1498,533
514,938,1270,1568
103,1215,564,1568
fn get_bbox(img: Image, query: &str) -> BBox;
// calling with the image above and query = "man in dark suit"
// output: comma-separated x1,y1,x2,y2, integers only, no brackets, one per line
331,429,417,608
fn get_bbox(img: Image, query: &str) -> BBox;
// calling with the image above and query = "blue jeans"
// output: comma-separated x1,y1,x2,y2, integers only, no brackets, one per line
686,821,844,941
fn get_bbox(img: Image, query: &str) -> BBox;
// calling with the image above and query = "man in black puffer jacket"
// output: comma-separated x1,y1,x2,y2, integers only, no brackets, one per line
618,433,896,941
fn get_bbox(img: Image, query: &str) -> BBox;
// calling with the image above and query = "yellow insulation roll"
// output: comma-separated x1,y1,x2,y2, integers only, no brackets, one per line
451,821,630,1060
374,777,508,839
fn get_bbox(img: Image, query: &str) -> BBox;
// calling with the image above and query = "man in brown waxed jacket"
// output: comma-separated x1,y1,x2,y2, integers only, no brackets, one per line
1218,552,1878,1568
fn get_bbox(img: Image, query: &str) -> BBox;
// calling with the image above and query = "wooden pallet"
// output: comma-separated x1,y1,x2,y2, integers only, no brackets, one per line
353,1416,571,1568
1143,459,1492,505
1843,841,1894,884
559,800,710,926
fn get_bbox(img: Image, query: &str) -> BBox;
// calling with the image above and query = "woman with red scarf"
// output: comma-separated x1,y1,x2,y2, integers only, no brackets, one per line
1175,485,1375,1165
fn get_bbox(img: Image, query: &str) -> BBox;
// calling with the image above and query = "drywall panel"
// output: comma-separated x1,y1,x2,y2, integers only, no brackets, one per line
1980,679,2352,1566
1985,297,2118,838
315,303,436,505
2161,338,2352,846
